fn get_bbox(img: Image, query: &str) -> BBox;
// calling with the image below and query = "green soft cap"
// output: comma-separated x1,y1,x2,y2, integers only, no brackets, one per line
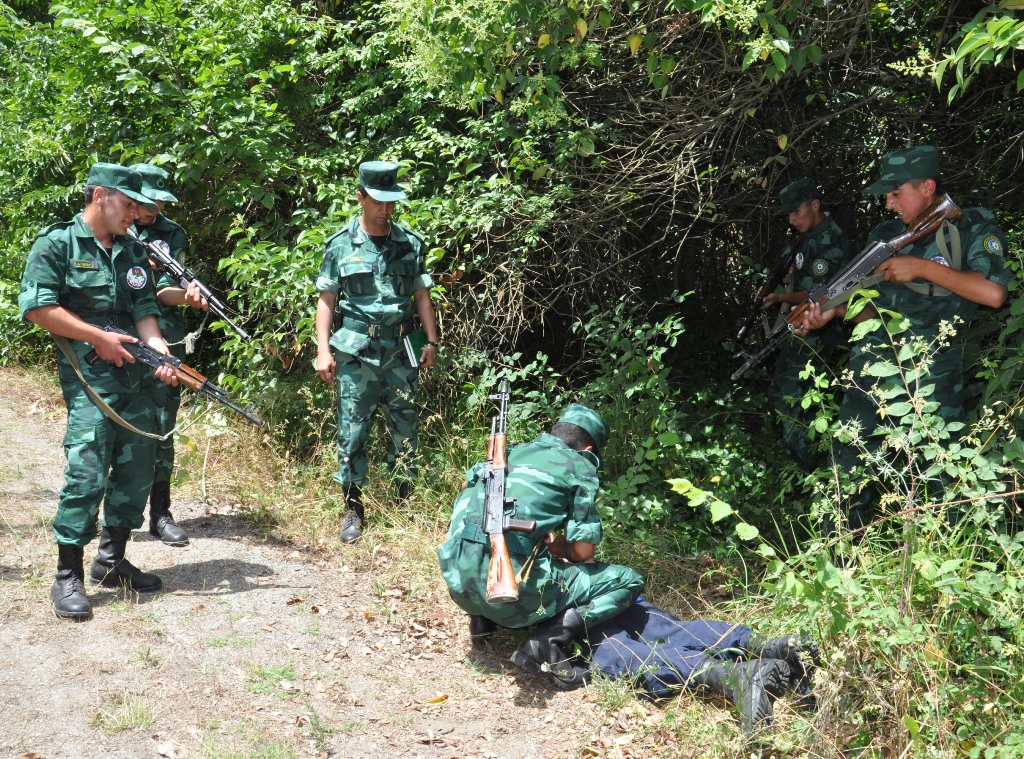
776,177,819,216
86,163,157,211
863,146,941,195
358,160,407,202
557,403,610,453
129,163,179,204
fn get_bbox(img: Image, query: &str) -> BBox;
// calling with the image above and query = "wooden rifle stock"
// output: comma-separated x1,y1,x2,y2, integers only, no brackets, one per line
486,532,519,604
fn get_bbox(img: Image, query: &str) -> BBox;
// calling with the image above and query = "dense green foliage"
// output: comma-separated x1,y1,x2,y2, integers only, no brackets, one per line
2,0,1024,753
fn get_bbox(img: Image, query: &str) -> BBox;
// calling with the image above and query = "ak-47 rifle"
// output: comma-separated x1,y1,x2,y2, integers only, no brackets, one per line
735,236,803,342
84,326,266,428
125,228,252,342
482,379,537,604
731,194,964,382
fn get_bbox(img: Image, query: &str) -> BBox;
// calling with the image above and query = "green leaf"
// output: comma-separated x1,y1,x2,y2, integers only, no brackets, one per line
851,318,883,341
734,522,760,541
709,500,733,523
660,57,676,75
598,10,612,27
806,44,822,64
865,360,900,378
657,431,680,446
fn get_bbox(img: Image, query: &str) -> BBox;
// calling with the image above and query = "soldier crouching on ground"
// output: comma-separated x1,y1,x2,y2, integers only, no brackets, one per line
437,404,644,689
19,162,179,621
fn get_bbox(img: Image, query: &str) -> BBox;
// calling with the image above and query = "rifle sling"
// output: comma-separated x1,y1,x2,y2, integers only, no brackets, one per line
53,334,173,441
820,221,963,312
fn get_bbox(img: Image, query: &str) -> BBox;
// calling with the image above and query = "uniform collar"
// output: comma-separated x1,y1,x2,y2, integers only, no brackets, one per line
351,216,409,246
804,214,833,241
72,213,128,252
532,433,601,469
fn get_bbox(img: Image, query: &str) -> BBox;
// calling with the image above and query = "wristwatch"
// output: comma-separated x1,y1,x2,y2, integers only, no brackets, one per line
426,341,439,348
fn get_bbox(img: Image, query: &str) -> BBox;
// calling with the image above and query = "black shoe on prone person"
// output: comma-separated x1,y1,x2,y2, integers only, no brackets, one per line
89,526,162,592
510,607,591,690
691,658,791,736
749,634,821,711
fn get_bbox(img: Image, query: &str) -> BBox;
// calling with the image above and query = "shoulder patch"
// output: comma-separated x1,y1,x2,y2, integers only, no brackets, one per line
983,235,1003,256
794,252,805,270
812,258,829,276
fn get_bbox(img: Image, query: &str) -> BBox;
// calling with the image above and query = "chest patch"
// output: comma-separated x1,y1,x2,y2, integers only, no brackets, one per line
794,252,805,270
126,266,149,290
73,260,98,270
984,235,1003,255
811,258,829,276
345,256,365,263
931,256,950,267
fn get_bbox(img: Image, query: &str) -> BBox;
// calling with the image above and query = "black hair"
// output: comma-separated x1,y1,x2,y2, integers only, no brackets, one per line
908,177,945,195
82,185,99,205
551,422,597,452
356,184,367,197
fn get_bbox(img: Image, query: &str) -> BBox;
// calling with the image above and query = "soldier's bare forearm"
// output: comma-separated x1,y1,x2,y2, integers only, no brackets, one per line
25,305,107,344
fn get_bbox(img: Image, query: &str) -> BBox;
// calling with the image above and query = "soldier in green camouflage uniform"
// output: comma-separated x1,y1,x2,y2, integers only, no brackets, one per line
19,163,179,621
800,147,1010,530
438,404,644,689
132,163,206,547
315,161,439,543
764,179,854,469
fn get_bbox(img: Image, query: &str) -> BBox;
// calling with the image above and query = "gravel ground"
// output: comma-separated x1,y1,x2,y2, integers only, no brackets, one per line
0,368,615,759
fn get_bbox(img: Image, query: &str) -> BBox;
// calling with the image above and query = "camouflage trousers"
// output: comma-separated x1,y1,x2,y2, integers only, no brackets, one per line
54,344,157,546
831,336,964,531
440,534,644,629
151,343,183,486
333,340,418,488
768,329,843,470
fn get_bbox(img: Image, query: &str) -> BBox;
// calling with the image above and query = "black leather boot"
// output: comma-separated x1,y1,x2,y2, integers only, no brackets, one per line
469,615,497,648
510,607,591,690
398,481,413,502
89,526,162,592
749,634,820,711
339,485,364,544
691,658,791,736
148,481,189,546
51,544,92,621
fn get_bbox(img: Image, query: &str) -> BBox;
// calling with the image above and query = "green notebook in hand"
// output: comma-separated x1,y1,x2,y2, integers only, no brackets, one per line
403,330,427,368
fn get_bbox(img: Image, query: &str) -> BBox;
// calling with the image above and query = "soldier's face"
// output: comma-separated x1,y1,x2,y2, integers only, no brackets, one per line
98,188,140,236
886,180,934,224
136,200,163,227
357,191,395,230
788,200,819,233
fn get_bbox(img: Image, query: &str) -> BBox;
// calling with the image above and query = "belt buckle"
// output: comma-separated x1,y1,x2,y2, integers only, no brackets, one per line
367,324,380,338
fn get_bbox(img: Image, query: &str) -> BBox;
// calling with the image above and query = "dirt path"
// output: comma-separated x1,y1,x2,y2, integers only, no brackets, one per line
0,369,613,759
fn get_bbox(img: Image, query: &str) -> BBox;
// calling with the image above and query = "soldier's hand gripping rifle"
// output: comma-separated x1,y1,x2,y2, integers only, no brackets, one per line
735,237,802,342
482,379,537,604
84,326,266,428
731,194,964,381
125,228,252,342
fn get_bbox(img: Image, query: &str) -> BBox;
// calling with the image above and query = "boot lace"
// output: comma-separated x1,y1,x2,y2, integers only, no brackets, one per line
342,508,362,532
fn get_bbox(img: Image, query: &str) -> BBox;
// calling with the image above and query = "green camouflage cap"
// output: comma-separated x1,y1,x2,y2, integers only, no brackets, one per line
358,161,406,202
86,163,157,211
557,403,610,453
129,163,179,204
863,146,941,195
776,177,819,216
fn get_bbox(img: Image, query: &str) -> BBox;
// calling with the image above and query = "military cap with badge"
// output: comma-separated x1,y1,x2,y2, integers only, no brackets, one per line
358,161,407,202
87,162,158,211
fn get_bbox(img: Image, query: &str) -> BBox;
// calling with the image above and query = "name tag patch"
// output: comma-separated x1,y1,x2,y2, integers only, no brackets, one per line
126,266,148,290
73,260,98,270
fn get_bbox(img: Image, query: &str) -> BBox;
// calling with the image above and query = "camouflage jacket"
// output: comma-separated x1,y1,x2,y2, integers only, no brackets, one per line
19,213,160,327
864,206,1011,336
315,217,433,357
777,213,855,345
134,214,188,345
438,433,604,590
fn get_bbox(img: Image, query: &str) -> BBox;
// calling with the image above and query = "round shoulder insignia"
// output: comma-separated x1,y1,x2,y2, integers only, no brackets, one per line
931,256,950,267
126,266,148,290
811,258,828,276
984,235,1003,255
794,252,805,270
